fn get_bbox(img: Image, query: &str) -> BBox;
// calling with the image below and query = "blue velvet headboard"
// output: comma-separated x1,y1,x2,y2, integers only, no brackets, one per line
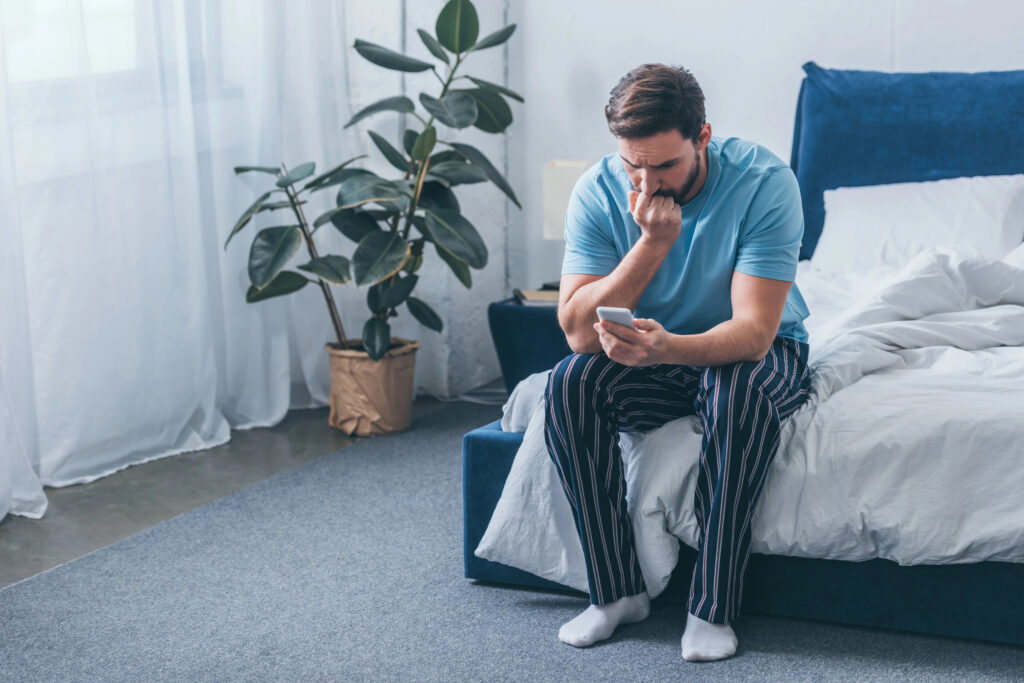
789,61,1024,260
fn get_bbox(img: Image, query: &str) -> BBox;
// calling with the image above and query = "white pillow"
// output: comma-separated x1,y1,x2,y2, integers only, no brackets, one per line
810,174,1024,274
1005,242,1024,269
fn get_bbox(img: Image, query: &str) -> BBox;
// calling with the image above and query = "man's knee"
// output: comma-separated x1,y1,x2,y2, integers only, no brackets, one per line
544,354,601,470
546,352,608,406
695,362,779,426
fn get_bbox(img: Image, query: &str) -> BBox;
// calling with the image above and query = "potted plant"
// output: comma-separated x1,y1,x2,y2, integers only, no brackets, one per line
226,0,521,436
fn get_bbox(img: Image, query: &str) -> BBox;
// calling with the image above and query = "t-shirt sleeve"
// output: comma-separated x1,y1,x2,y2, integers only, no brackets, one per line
561,172,620,276
734,166,804,281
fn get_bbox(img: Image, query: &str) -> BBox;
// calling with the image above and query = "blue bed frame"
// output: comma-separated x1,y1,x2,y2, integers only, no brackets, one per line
463,62,1024,647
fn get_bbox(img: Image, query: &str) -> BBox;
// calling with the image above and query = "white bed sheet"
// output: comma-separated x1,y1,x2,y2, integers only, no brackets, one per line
475,246,1024,598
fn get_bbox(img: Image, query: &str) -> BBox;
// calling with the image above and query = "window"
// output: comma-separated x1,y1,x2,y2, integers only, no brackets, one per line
2,0,139,85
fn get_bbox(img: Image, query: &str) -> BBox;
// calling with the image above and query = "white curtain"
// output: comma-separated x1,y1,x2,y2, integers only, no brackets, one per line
0,0,435,519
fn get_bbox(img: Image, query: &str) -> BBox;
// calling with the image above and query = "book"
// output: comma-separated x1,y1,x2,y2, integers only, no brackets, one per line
514,288,559,307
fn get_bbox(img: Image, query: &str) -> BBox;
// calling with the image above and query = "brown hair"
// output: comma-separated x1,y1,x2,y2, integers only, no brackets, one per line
604,64,706,141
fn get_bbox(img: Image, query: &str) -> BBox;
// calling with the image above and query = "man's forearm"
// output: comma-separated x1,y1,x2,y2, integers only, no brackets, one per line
559,235,672,352
662,318,775,366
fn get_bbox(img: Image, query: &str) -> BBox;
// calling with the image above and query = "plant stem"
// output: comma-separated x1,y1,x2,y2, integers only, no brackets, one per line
282,163,349,350
441,54,462,97
403,156,431,241
403,54,463,240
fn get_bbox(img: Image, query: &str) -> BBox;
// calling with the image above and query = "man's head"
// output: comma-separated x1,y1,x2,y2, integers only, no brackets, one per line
605,64,712,204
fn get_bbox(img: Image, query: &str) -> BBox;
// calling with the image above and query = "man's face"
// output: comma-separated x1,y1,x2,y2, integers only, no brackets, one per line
617,129,703,205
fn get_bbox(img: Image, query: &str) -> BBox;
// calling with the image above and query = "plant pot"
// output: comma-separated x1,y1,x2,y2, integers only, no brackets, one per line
325,337,420,436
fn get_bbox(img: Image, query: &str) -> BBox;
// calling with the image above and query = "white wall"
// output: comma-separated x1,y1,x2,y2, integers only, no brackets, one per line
505,0,1024,291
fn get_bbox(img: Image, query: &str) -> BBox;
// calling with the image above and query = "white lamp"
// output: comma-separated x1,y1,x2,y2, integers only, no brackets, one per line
542,160,591,241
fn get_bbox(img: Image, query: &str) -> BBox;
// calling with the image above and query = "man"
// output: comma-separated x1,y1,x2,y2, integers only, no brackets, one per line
544,63,812,662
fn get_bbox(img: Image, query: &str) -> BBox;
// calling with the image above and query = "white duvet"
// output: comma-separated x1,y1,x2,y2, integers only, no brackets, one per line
475,246,1024,598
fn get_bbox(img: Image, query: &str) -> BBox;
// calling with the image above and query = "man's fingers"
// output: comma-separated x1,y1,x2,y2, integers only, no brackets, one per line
633,190,653,217
653,195,677,212
634,178,656,217
595,324,618,356
599,319,639,340
596,321,646,366
633,192,681,223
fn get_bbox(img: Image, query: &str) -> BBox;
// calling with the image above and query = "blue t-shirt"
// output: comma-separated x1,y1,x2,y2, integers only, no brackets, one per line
562,136,810,343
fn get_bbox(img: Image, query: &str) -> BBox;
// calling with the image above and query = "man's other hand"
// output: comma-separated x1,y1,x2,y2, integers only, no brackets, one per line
628,179,681,247
593,317,671,366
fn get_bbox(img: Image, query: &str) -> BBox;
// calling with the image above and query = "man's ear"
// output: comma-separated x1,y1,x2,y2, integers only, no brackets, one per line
697,122,712,150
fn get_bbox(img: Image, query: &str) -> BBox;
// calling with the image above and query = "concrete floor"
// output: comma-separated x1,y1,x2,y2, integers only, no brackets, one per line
0,398,453,590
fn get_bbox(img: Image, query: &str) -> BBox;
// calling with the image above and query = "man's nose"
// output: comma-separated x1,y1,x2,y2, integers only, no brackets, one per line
639,171,659,195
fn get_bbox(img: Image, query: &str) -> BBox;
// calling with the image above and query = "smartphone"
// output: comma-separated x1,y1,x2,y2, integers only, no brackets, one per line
596,306,636,329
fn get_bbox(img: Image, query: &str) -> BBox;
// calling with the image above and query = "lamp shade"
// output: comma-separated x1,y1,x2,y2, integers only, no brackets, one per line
542,160,591,240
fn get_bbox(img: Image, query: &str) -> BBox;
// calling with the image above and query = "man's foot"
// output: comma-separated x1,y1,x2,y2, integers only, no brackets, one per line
558,592,651,647
681,612,738,661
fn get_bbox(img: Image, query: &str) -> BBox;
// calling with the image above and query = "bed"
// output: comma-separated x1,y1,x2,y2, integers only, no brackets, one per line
462,62,1024,646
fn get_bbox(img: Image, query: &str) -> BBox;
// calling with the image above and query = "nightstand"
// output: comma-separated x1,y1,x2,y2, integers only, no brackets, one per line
487,299,572,394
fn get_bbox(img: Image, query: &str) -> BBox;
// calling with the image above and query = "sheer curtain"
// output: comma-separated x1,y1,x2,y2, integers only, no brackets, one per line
0,0,419,519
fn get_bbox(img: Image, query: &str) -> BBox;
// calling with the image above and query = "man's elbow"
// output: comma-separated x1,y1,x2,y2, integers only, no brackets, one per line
747,330,777,362
559,314,599,355
747,347,771,363
566,334,601,355
562,325,600,355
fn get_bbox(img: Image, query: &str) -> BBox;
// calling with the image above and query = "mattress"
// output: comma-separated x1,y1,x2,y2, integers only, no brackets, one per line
474,245,1024,599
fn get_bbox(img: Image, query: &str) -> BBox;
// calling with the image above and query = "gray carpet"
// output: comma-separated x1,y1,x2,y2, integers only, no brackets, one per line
2,401,1023,682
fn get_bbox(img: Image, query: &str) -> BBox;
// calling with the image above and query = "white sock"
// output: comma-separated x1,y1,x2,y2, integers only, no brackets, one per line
681,612,738,661
558,592,651,647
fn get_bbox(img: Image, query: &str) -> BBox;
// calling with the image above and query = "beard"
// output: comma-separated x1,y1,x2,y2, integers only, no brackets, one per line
656,151,701,205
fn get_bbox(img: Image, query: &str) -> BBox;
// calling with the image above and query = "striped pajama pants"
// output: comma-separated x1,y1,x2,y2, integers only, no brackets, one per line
543,335,811,624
